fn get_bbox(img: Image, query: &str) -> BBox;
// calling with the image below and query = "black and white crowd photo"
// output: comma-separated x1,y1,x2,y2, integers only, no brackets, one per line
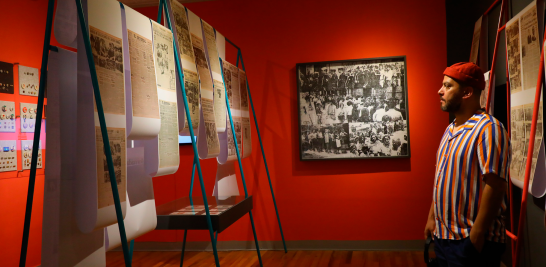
297,57,410,160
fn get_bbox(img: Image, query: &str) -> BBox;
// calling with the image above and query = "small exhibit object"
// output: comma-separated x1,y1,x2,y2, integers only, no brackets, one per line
0,140,17,172
19,65,40,96
0,100,16,132
21,140,42,170
0,61,14,94
297,56,410,160
20,102,38,133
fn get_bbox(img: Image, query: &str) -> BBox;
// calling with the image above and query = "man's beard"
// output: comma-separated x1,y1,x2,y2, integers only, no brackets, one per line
441,98,461,112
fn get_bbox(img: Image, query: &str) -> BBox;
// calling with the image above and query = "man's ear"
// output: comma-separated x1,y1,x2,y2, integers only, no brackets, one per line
461,85,475,100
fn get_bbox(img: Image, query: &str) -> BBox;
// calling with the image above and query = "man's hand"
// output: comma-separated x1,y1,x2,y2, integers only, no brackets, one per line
424,218,436,239
469,230,485,253
470,173,507,253
425,202,436,239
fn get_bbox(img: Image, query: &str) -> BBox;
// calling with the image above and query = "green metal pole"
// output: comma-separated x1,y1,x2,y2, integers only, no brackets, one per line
75,1,131,266
159,1,220,266
234,48,288,253
219,58,263,267
19,0,55,266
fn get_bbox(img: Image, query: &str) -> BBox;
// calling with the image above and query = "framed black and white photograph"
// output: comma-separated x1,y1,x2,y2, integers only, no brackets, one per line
297,56,410,160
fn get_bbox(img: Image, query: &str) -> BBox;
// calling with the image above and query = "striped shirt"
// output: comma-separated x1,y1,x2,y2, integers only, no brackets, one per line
433,111,511,242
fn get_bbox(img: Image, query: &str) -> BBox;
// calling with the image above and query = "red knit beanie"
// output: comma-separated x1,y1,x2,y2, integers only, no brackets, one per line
443,62,485,90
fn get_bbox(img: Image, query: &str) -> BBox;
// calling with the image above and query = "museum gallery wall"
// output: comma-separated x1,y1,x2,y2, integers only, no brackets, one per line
0,0,446,265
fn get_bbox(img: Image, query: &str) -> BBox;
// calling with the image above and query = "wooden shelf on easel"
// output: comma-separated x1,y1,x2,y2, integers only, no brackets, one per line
155,196,253,233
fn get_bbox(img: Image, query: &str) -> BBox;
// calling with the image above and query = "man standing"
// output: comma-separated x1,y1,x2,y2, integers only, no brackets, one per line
424,62,510,267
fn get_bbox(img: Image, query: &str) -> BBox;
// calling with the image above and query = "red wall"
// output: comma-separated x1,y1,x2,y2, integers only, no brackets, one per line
0,0,447,265
136,0,449,243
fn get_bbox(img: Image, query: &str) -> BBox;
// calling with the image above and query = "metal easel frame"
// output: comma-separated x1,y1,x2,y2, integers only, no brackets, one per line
157,0,221,266
484,0,545,266
19,0,132,266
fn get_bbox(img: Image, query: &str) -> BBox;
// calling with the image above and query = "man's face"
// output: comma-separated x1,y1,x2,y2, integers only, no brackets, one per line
439,76,463,112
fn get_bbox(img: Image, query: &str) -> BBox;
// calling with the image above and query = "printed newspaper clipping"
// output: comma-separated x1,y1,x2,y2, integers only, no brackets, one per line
202,98,220,155
171,0,195,62
183,69,200,129
90,26,126,115
158,100,180,168
152,22,176,92
128,30,159,119
96,127,126,209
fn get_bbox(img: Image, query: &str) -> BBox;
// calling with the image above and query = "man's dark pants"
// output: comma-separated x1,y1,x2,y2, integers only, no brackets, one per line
433,237,505,267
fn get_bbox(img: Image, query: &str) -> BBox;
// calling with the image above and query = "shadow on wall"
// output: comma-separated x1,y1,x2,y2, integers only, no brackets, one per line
284,65,411,177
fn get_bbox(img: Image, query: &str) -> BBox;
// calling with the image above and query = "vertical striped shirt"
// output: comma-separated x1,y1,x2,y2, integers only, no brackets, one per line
433,111,511,242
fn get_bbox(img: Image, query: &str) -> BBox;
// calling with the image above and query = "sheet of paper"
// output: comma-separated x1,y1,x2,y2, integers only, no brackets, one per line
183,69,200,129
202,21,227,133
75,0,127,234
95,127,126,209
508,1,544,193
152,21,176,92
520,5,540,90
151,20,180,176
90,26,126,115
127,29,159,119
480,71,495,113
0,100,16,132
53,0,78,48
0,140,17,172
21,140,42,170
171,0,195,63
158,100,180,168
201,98,220,156
20,102,38,133
224,61,241,110
470,16,482,64
19,65,40,96
168,0,200,133
239,69,249,112
507,19,523,93
192,34,214,93
0,61,14,94
242,117,252,158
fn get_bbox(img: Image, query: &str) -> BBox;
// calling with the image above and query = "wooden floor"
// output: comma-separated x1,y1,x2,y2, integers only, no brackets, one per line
106,251,428,267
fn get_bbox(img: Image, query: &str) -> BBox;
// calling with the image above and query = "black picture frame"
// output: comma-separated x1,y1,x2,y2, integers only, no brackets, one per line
297,56,411,161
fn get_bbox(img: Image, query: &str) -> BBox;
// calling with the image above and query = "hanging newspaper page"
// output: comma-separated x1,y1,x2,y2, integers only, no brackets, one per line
470,16,482,64
223,61,242,162
151,20,180,176
169,0,200,133
125,6,161,140
75,0,127,234
507,1,544,194
202,20,226,132
239,69,252,158
480,71,495,113
188,9,220,158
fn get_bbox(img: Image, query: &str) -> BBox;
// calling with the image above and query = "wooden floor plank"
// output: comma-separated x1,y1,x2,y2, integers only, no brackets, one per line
106,250,428,267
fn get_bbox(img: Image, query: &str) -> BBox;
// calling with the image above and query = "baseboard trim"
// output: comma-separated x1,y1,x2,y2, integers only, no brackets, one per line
115,240,425,252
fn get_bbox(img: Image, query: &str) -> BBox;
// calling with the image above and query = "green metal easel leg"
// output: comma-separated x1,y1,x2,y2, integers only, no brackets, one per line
76,0,131,266
180,230,187,267
232,46,288,253
129,239,135,264
219,58,263,267
158,1,220,266
19,1,55,266
189,156,196,199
